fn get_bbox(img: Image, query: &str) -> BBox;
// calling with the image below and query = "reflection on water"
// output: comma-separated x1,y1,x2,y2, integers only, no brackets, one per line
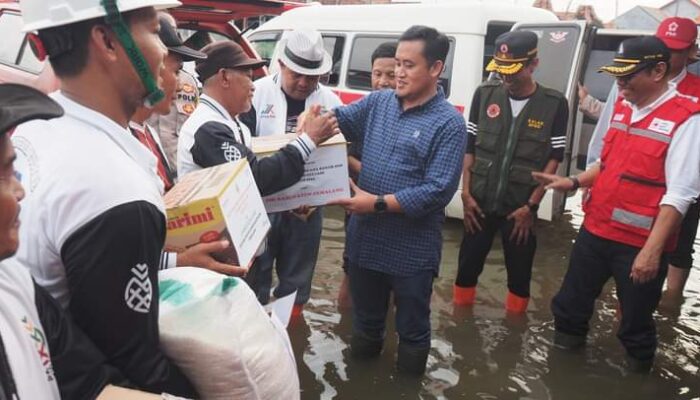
288,194,700,399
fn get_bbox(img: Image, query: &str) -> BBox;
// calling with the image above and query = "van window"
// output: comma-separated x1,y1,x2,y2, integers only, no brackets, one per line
516,25,582,94
322,34,345,87
346,35,455,97
346,36,398,90
248,30,282,62
0,13,28,67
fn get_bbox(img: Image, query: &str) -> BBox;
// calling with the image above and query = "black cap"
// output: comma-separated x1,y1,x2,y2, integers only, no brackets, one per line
486,31,538,75
195,41,267,83
158,15,207,62
599,36,670,77
0,84,63,135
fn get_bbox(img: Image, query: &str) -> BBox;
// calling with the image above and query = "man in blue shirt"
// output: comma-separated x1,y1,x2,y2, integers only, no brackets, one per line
330,25,467,375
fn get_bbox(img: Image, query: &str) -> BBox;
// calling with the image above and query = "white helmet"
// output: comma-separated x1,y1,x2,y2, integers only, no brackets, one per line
20,0,181,32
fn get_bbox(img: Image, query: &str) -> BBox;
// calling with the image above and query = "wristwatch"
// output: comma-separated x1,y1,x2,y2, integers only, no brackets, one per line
527,201,539,213
374,195,387,213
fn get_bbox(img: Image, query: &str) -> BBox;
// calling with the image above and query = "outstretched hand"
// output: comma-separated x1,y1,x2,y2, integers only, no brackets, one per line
328,179,376,214
532,172,575,192
177,240,251,277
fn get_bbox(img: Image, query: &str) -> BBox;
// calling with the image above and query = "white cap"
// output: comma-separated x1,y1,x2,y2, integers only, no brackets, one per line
20,0,181,32
278,28,332,76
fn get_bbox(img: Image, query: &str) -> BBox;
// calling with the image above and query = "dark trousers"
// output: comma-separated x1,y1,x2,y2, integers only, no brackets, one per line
456,214,536,297
348,264,433,348
552,227,668,361
668,199,700,269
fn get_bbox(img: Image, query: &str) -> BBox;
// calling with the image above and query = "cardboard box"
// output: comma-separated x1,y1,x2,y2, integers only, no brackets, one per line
163,160,270,268
252,134,350,213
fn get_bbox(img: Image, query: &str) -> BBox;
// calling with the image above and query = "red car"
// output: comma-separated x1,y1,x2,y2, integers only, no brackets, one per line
0,0,302,91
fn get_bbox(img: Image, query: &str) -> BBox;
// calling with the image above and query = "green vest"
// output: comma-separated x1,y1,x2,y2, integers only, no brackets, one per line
470,81,564,216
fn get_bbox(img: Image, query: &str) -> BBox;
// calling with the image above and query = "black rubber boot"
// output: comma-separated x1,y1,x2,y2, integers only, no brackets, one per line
350,331,383,359
626,355,653,374
396,342,430,375
553,330,586,350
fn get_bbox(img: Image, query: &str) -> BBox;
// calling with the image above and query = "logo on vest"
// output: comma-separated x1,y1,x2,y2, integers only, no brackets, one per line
613,113,625,122
222,142,242,162
22,316,55,382
125,263,152,314
648,118,675,135
261,104,275,119
487,104,501,118
527,118,544,129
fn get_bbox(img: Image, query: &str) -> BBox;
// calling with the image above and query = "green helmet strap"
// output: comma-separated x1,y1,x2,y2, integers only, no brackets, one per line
101,0,164,107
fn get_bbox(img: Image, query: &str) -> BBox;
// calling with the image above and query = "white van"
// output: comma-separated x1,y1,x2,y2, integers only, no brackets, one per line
246,3,650,220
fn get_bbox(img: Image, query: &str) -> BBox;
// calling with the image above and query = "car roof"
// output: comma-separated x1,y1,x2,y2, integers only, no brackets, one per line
253,3,559,35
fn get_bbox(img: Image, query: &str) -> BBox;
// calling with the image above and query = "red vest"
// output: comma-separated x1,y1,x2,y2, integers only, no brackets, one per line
583,95,700,250
676,71,700,103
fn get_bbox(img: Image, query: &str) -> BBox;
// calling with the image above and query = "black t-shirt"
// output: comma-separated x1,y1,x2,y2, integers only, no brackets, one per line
465,86,569,162
284,91,306,134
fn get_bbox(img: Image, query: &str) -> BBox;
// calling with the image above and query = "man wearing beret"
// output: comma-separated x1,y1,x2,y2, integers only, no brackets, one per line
586,17,700,305
534,36,700,371
453,31,569,313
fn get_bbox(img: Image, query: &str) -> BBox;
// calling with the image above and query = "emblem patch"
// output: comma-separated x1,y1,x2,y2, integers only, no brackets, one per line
125,263,152,314
648,118,675,135
612,113,625,122
221,142,242,162
487,104,501,118
549,31,569,44
527,118,544,129
499,44,509,54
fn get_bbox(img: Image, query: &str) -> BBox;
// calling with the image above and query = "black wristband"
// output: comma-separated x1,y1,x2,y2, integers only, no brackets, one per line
568,176,580,191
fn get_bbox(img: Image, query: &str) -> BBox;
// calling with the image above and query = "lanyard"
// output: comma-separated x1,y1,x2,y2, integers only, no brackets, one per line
200,98,247,147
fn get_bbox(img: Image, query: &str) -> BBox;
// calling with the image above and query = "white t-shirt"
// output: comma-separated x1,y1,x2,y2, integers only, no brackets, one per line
0,259,61,399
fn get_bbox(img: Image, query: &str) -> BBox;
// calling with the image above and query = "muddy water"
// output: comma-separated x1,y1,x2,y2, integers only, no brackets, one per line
288,195,700,400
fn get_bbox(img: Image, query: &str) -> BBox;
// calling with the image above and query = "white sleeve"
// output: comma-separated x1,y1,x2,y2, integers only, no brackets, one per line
586,85,618,168
660,115,700,215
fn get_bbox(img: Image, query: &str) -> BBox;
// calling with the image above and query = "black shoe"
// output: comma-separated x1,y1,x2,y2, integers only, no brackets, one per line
553,330,586,350
350,332,383,359
396,342,430,375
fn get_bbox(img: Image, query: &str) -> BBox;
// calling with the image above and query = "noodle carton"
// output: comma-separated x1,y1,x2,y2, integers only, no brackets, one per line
163,160,270,267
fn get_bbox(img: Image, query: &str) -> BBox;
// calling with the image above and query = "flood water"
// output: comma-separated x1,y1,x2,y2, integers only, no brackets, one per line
287,194,700,400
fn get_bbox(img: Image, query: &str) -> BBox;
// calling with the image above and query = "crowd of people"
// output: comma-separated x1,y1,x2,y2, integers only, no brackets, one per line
0,0,699,397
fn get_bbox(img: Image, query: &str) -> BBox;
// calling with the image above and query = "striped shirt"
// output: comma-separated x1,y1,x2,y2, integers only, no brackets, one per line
335,87,467,276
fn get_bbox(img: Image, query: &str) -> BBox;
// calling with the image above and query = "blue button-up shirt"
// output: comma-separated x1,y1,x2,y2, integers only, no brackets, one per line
335,87,467,276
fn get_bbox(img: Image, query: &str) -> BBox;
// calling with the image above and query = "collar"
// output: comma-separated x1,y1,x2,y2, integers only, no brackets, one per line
628,85,679,123
200,94,235,121
53,92,158,175
395,85,445,114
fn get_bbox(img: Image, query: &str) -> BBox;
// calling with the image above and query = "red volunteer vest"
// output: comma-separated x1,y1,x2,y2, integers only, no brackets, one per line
583,95,700,251
676,72,700,103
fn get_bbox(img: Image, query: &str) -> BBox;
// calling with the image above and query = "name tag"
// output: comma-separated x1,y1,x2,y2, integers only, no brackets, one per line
612,113,625,122
527,118,544,129
648,118,675,135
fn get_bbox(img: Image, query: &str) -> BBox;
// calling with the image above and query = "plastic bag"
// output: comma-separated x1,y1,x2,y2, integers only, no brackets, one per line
158,267,299,400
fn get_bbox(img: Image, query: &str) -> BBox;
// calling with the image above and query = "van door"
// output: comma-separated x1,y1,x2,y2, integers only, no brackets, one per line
509,21,589,221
